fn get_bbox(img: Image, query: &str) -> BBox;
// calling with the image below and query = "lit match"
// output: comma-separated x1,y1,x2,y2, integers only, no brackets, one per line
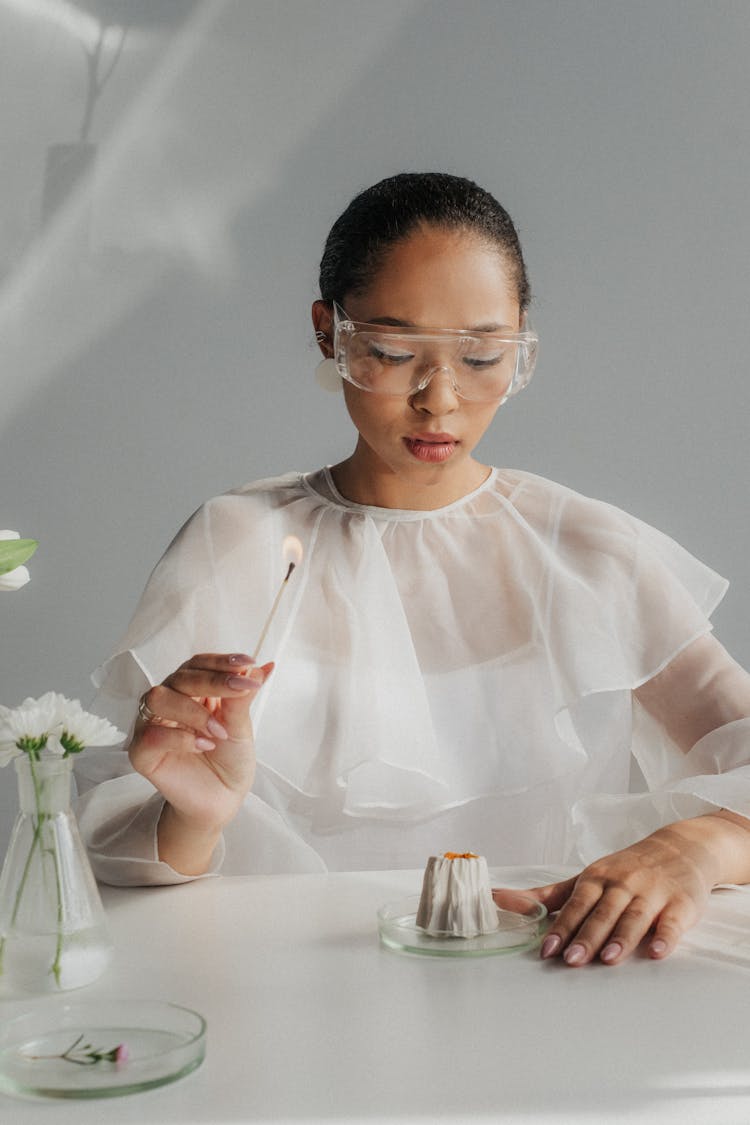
252,535,304,661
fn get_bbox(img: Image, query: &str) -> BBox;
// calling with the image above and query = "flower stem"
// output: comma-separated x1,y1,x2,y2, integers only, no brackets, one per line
0,761,46,976
28,756,66,985
25,1033,129,1066
0,756,65,986
50,818,65,986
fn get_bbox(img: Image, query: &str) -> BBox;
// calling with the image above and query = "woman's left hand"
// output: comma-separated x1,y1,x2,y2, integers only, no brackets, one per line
527,815,740,967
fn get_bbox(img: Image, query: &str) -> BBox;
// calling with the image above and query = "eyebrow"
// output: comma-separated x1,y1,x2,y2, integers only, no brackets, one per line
365,316,515,333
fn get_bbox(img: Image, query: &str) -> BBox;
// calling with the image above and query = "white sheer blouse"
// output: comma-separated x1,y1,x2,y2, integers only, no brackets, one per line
75,467,750,884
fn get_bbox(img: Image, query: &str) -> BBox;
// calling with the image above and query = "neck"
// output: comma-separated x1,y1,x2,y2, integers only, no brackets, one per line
331,444,491,511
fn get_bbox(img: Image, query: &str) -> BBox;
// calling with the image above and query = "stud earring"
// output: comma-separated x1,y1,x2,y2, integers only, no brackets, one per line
315,357,342,392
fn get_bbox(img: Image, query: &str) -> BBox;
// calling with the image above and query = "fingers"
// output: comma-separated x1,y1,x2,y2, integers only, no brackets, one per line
647,904,696,960
215,663,274,739
162,653,262,704
141,683,229,745
538,872,700,968
492,887,546,915
525,876,579,914
532,824,718,968
137,653,274,750
543,882,651,966
132,721,212,762
181,652,257,671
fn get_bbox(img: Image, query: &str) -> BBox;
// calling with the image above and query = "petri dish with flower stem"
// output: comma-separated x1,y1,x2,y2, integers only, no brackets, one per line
0,999,206,1100
378,885,547,958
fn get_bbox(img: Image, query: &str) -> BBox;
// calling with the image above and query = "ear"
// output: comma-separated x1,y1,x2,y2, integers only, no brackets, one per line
312,300,334,356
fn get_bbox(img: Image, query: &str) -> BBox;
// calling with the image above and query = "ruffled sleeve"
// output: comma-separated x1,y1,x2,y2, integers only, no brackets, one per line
515,471,728,693
89,477,302,728
503,472,748,860
508,472,729,747
79,473,331,881
570,666,750,863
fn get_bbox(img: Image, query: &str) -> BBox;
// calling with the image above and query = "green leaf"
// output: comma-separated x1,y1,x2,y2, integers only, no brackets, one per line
0,539,38,576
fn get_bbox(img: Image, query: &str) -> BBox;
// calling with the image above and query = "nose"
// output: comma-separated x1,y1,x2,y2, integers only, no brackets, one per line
409,364,461,413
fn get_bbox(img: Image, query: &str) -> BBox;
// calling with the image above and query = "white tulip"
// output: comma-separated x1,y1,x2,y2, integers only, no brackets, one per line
0,565,30,591
0,530,32,591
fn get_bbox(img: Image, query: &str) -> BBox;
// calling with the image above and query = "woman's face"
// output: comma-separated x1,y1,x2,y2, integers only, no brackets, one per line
315,224,522,508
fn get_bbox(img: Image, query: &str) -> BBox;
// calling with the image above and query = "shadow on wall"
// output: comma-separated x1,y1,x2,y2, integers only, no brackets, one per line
1,0,749,855
0,0,437,851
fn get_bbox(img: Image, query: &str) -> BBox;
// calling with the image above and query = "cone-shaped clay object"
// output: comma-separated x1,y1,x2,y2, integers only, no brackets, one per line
416,852,499,937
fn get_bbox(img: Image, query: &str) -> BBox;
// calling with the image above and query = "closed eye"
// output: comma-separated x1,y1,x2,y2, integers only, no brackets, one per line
370,343,415,365
463,353,505,369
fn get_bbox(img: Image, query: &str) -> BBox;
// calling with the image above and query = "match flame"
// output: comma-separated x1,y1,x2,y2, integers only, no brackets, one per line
252,535,303,661
282,535,304,571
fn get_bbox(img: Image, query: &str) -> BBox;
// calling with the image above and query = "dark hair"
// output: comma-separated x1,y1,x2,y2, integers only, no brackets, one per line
318,172,531,311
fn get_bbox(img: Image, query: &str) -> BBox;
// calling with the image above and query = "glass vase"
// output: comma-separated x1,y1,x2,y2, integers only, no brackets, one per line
0,756,112,994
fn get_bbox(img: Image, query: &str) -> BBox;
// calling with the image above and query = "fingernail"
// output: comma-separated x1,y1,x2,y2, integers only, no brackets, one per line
195,737,216,751
540,934,562,959
650,939,668,957
601,942,622,964
229,653,254,666
227,675,252,691
207,718,228,740
248,667,268,684
564,943,587,966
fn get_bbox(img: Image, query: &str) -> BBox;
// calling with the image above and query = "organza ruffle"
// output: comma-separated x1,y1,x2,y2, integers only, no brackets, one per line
89,468,730,831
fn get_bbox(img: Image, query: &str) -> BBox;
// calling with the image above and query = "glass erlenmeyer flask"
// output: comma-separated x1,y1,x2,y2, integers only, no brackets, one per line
0,755,112,994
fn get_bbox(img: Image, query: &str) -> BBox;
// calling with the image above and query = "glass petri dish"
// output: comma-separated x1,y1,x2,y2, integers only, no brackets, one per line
0,999,206,1100
378,887,547,958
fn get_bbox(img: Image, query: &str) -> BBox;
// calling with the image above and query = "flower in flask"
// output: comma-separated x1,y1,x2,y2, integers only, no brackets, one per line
0,692,67,764
0,695,124,991
0,694,122,762
0,531,37,591
56,697,123,756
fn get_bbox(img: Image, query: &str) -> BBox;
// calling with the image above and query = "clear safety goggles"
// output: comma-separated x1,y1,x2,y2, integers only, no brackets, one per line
333,303,538,403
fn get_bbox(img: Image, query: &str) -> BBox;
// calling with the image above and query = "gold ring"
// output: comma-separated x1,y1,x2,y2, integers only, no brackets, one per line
138,693,162,725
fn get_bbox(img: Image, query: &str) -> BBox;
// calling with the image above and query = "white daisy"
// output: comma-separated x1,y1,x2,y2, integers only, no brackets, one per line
56,697,124,755
0,692,61,762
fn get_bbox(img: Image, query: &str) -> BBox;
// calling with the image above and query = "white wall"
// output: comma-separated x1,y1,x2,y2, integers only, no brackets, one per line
1,0,748,850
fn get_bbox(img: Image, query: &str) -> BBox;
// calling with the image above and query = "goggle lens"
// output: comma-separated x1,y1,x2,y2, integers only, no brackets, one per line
333,307,537,402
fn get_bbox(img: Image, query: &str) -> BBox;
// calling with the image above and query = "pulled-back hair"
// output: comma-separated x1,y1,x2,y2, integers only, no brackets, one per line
319,172,530,311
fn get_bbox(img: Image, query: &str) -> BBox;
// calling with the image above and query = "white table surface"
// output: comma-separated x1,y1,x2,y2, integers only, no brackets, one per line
2,866,750,1124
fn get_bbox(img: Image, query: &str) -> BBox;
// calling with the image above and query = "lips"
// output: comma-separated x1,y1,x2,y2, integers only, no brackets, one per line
404,433,458,463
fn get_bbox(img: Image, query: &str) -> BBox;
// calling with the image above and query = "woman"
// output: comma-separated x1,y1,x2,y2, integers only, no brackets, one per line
77,172,750,968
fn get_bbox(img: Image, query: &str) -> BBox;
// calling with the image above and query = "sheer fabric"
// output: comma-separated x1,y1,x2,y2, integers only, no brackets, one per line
75,468,750,883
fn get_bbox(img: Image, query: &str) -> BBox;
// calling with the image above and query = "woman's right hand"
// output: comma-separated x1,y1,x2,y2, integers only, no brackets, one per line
128,653,273,873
